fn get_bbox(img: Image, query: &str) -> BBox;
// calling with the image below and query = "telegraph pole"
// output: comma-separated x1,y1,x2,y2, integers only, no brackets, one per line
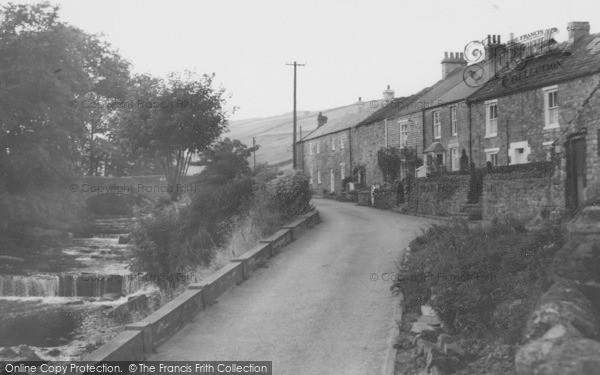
252,136,256,170
286,61,305,169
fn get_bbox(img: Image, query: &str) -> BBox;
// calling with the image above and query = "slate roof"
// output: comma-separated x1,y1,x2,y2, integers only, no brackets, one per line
469,33,600,101
299,100,384,142
357,64,492,128
356,89,430,127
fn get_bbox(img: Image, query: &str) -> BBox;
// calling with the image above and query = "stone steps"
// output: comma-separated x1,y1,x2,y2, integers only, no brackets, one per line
460,203,483,221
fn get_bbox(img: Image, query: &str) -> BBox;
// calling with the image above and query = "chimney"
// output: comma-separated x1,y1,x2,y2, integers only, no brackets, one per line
568,21,590,44
441,51,467,79
484,34,507,78
317,112,328,127
383,85,394,101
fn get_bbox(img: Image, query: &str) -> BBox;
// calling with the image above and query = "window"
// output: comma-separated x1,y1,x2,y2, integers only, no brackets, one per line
331,138,336,151
340,138,344,149
340,163,346,180
485,147,499,166
317,170,321,184
316,142,320,154
433,111,441,139
451,148,459,171
509,141,530,165
451,106,458,136
399,120,409,146
309,143,313,155
543,85,559,129
485,100,498,137
309,170,313,184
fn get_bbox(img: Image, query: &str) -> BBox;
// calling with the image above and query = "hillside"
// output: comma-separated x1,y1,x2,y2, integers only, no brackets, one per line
225,101,375,169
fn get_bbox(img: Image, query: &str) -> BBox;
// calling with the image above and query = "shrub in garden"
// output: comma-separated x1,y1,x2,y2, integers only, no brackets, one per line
392,221,564,343
266,169,312,218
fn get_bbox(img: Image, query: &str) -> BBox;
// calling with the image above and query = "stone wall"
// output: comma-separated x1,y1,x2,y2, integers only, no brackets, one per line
515,206,600,374
351,121,386,185
483,172,565,225
404,174,470,216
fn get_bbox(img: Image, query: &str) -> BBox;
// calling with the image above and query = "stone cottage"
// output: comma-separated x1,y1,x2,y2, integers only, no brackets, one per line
468,21,600,211
297,93,387,194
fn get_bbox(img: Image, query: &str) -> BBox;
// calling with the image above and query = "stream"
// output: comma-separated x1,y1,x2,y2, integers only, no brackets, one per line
0,217,159,360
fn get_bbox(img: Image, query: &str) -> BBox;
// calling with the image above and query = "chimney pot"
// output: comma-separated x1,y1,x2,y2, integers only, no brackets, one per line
568,21,590,43
498,35,501,43
383,85,394,100
445,52,448,59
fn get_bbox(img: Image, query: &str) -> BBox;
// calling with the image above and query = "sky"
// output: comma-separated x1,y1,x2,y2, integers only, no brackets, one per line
6,0,600,120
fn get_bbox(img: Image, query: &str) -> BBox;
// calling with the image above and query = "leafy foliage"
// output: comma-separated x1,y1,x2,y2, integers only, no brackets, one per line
266,170,313,218
117,72,232,200
393,222,564,343
0,2,130,191
377,147,402,182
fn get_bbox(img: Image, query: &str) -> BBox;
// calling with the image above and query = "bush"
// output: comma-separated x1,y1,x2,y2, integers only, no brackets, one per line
393,221,565,343
266,170,312,218
130,203,212,287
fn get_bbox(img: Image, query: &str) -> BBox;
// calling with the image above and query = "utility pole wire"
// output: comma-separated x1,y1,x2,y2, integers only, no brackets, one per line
286,61,306,169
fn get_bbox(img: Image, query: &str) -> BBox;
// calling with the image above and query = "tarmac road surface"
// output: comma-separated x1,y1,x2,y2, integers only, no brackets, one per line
151,198,434,375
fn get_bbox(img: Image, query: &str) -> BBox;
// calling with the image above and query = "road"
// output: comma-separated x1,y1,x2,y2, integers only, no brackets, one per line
151,199,435,374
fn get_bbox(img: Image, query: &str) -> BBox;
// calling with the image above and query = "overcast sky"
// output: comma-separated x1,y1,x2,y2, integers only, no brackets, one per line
10,0,600,120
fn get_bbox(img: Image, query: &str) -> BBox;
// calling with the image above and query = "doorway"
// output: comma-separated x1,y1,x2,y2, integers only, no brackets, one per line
566,134,586,212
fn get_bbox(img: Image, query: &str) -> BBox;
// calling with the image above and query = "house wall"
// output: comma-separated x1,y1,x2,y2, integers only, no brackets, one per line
351,121,386,185
471,72,600,204
301,130,351,194
423,101,471,170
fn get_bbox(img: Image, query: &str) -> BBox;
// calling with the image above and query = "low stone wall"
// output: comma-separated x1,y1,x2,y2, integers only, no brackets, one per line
404,175,470,217
260,229,292,254
85,210,320,361
515,207,600,374
483,174,565,225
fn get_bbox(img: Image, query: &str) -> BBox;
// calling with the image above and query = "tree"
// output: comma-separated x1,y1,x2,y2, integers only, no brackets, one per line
0,2,130,190
194,138,258,184
118,72,232,200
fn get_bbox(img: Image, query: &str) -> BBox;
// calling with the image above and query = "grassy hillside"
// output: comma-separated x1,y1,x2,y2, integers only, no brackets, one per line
225,101,374,169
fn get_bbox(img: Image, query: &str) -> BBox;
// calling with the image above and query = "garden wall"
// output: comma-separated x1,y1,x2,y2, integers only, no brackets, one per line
483,172,565,225
403,174,470,217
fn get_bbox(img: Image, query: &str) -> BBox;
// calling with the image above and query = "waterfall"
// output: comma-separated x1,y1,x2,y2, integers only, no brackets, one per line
0,275,60,297
0,273,149,297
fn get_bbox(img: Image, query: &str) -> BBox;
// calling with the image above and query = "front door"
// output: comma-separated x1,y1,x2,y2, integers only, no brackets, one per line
330,169,335,193
566,135,586,211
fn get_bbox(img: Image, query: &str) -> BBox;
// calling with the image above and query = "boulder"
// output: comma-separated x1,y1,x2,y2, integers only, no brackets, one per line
46,348,61,357
516,336,600,375
0,347,18,359
551,241,600,285
118,235,130,244
17,345,41,361
524,281,600,341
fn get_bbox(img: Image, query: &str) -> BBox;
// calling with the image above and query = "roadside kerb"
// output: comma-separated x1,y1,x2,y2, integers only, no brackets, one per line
86,210,320,361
